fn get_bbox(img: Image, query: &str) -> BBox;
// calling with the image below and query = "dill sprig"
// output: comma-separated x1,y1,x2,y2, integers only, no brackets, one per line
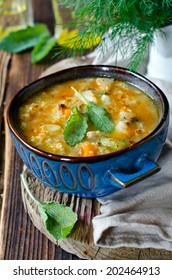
54,0,172,71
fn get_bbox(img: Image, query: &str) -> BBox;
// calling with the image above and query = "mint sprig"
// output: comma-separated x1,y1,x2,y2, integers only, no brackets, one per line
63,87,114,146
31,36,57,63
0,24,57,63
63,107,88,146
21,174,77,241
86,102,114,132
0,24,50,53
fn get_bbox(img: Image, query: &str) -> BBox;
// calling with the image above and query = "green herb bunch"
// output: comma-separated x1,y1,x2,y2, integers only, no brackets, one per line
63,87,114,146
56,0,172,70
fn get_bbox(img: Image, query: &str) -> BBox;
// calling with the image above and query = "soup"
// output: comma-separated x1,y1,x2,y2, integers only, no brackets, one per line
18,77,159,157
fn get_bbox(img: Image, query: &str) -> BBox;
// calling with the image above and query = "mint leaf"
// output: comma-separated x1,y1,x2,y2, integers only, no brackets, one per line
86,102,114,132
63,87,115,146
63,107,88,146
21,174,77,241
38,202,77,240
31,36,57,63
0,24,50,53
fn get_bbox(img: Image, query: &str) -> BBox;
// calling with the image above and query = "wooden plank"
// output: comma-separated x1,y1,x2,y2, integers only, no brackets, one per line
0,52,11,149
21,167,172,260
0,49,79,259
0,0,80,260
0,52,11,111
0,51,11,215
1,0,171,260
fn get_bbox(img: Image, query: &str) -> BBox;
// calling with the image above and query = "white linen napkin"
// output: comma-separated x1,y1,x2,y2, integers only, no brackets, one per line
93,140,172,249
93,79,172,250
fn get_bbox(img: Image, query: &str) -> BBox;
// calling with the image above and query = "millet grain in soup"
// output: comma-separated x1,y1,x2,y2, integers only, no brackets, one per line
18,78,159,157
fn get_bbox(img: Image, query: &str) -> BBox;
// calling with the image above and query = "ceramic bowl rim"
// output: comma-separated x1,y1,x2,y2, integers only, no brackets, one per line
7,65,169,163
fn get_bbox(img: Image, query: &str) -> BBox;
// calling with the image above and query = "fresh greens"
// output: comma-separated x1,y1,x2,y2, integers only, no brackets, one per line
63,107,88,146
31,36,57,63
63,87,114,146
38,202,77,240
55,0,172,70
0,24,57,63
21,174,77,241
86,102,114,132
0,24,50,53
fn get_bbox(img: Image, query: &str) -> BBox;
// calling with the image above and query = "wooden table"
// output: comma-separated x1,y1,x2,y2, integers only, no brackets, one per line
1,0,172,261
0,0,79,260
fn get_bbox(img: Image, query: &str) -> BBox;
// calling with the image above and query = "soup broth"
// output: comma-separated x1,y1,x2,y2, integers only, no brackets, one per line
18,77,159,157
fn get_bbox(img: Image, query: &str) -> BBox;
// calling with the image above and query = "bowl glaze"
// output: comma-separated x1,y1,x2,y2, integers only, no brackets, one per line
7,66,170,198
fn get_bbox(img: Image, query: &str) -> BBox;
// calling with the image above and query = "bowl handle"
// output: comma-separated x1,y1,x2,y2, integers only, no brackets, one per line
107,158,160,188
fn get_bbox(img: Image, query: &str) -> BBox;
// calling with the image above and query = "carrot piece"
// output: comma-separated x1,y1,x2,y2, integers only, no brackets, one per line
64,108,71,119
80,142,97,157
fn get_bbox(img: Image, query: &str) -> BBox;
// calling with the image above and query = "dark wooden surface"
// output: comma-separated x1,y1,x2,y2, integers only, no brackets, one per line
1,0,172,261
0,0,79,260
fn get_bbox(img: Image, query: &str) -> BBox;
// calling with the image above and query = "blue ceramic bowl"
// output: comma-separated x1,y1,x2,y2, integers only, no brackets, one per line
7,66,169,198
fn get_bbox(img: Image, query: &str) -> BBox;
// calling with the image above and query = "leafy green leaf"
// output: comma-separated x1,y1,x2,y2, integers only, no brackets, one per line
63,87,114,146
31,36,57,63
21,174,77,241
63,107,88,146
0,24,50,53
38,202,77,240
86,102,114,132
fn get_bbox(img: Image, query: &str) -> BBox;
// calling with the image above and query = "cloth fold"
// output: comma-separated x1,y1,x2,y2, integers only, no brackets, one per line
92,76,172,250
93,139,172,250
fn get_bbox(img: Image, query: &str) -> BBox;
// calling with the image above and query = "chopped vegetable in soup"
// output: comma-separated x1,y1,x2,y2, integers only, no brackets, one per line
18,78,159,157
